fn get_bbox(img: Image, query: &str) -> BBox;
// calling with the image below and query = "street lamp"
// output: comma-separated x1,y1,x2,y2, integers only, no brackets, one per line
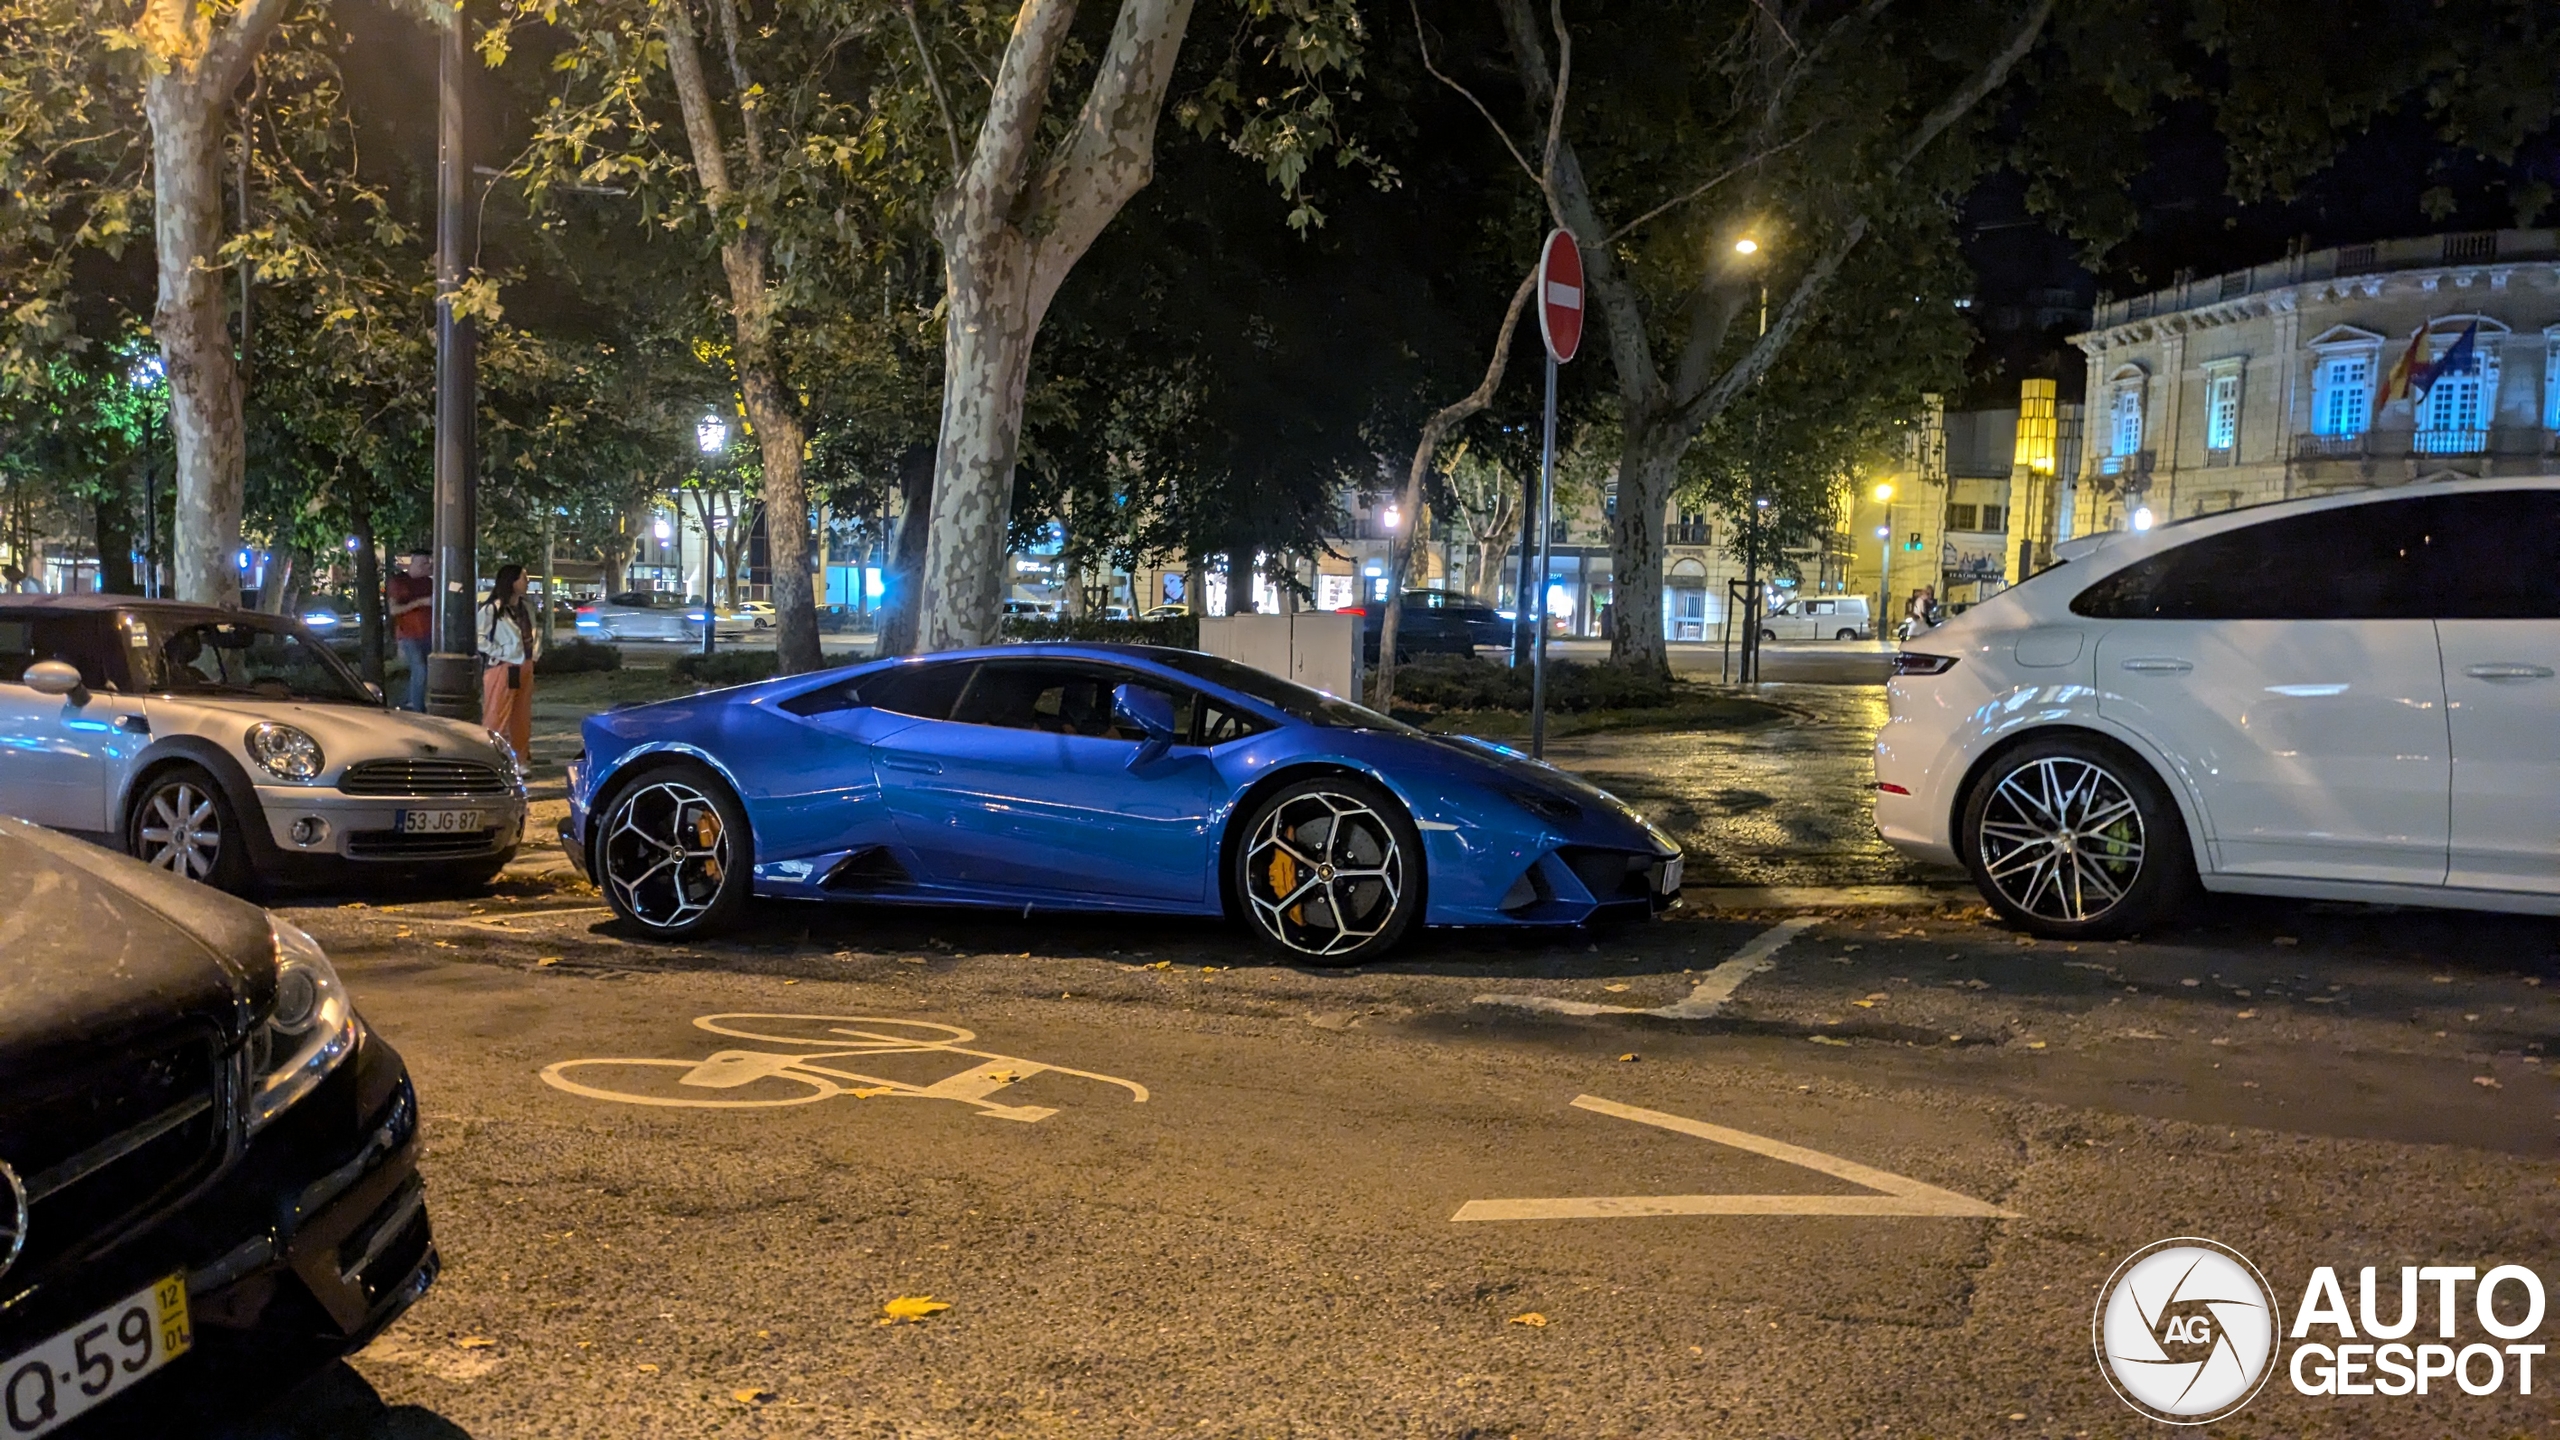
1733,237,1760,256
1876,525,1893,639
128,356,164,597
693,414,729,657
2131,504,2155,532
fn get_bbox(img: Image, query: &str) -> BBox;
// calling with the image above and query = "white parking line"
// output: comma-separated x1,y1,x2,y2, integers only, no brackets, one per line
1473,916,1819,1020
1450,1094,2017,1221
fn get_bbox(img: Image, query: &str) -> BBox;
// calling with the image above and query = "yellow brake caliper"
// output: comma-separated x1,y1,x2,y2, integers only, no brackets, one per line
695,808,723,880
1268,839,1302,925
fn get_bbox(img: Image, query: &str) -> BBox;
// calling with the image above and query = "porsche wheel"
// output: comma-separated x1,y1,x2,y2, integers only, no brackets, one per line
1235,776,1424,965
1960,736,2192,940
595,762,754,937
128,764,252,892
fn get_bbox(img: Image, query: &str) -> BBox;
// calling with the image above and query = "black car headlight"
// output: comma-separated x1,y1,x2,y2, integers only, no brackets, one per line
246,722,325,781
1503,786,1582,825
251,919,357,1132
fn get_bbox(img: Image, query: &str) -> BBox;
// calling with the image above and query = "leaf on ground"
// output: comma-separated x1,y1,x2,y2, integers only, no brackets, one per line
534,956,560,967
453,1336,495,1350
733,1388,778,1406
879,1295,952,1324
1617,1053,1639,1063
635,1362,660,1373
1602,983,1630,993
2474,1075,2503,1090
1508,1312,1547,1327
1850,1000,1877,1009
1809,1035,1851,1047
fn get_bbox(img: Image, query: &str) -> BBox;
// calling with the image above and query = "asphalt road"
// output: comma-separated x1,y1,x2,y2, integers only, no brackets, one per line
203,878,2558,1439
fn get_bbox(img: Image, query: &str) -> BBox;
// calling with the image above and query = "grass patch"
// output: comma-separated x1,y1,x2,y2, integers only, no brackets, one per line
532,665,697,714
1414,691,1789,739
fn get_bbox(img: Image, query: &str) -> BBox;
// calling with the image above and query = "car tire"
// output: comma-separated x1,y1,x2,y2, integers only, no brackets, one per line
1959,735,2193,940
127,763,255,893
1760,628,1777,641
592,760,754,938
1835,628,1859,641
1234,774,1425,966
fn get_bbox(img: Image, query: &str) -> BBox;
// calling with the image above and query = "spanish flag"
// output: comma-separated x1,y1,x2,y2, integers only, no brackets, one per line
2373,325,2424,422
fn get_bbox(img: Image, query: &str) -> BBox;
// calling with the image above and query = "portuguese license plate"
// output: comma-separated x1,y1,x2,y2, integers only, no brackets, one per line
2,1274,190,1437
396,808,483,834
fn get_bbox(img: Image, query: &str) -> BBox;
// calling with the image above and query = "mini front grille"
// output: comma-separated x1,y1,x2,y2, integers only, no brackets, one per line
346,827,503,859
339,758,510,797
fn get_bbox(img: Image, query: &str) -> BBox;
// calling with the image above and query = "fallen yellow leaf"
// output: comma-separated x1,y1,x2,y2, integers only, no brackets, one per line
1850,999,1876,1009
1617,1053,1639,1063
453,1336,495,1350
635,1362,660,1373
1602,983,1630,993
879,1295,952,1324
733,1388,777,1406
534,957,560,967
1509,1312,1548,1328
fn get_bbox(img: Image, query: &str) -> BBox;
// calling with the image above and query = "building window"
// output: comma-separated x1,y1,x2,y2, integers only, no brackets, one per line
2109,384,2144,456
1981,503,2007,532
2417,339,2499,450
2205,370,2241,451
2312,353,2373,436
1946,503,1978,531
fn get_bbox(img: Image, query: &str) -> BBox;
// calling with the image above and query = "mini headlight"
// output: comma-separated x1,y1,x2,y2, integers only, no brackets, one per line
245,722,325,781
486,728,528,785
252,919,356,1131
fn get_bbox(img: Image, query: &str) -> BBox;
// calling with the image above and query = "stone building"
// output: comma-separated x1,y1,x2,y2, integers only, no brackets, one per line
2054,229,2560,546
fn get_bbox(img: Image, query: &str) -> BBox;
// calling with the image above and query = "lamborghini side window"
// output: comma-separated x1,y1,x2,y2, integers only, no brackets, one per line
1194,700,1267,746
782,660,975,720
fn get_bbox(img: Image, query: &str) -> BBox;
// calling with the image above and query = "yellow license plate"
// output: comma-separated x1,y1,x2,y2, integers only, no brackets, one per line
0,1274,189,1438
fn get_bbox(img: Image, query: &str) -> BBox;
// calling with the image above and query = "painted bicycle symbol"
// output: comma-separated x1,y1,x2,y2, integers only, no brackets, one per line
540,1015,1149,1124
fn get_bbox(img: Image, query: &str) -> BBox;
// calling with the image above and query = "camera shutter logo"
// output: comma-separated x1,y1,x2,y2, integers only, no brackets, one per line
0,1159,24,1283
2094,1237,2281,1424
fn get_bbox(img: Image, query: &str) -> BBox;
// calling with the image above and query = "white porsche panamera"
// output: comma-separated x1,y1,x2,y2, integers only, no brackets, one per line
1876,477,2559,938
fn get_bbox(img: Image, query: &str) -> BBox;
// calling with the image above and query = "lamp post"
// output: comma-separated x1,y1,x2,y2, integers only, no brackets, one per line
128,356,164,597
694,413,728,658
425,0,481,720
1733,235,1770,683
1872,481,1895,638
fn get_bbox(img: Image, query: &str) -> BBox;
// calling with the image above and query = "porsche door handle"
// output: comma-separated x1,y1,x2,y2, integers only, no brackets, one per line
877,753,943,775
2463,663,2555,681
2118,657,2193,674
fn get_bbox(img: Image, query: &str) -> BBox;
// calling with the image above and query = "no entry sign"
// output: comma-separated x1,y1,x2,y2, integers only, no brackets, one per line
1537,230,1584,364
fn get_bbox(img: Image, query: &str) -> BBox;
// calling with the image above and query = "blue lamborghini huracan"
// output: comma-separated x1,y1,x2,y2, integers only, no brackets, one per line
558,644,1682,962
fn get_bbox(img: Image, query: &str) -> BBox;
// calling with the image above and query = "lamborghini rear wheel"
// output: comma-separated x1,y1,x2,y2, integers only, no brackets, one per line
1235,775,1424,965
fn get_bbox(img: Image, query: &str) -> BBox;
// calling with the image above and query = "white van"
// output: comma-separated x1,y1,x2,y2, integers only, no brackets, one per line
1760,595,1872,641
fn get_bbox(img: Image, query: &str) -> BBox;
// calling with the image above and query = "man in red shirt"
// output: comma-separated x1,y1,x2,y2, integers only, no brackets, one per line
387,552,435,710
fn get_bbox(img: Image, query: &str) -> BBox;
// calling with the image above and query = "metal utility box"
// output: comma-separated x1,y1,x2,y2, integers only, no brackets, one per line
1195,612,1363,701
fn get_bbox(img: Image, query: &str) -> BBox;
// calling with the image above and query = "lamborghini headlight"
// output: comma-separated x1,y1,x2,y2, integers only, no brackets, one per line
250,919,357,1132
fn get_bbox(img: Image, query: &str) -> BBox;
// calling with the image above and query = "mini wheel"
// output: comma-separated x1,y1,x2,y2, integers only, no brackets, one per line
127,763,253,892
1835,628,1860,641
1235,775,1425,965
1960,735,2193,939
593,761,754,937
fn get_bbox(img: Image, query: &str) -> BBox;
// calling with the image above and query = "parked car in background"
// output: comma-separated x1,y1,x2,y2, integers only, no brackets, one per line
738,600,776,628
1002,599,1060,620
0,596,526,893
1351,590,1510,662
0,815,436,1431
1761,594,1873,641
559,644,1681,960
1878,477,2560,938
1140,604,1190,621
575,591,753,642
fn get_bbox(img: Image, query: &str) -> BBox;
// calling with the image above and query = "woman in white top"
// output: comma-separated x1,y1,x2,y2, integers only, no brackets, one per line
478,563,539,763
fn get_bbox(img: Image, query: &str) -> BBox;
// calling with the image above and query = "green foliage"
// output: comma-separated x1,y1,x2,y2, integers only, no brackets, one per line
535,637,624,675
670,647,780,686
1000,614,1200,649
1389,653,1676,713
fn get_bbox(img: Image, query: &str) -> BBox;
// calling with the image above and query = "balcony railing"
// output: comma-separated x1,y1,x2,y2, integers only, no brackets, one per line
1668,521,1711,545
2292,427,2546,461
2097,449,2156,478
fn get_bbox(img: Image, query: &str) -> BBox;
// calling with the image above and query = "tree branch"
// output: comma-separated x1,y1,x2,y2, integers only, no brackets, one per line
899,0,963,178
1023,0,1194,315
1410,0,1538,189
708,0,768,178
944,0,1079,254
1603,130,1809,244
661,4,734,205
200,0,298,100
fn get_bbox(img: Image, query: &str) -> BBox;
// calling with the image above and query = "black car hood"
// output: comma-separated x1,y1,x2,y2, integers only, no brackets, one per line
0,819,273,1077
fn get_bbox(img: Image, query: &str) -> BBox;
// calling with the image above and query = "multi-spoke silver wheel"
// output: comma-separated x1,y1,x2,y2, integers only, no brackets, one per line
600,778,738,932
1975,756,2146,924
1242,789,1408,959
137,780,222,880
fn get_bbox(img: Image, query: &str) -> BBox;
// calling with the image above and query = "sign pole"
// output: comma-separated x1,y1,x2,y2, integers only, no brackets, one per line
1528,229,1583,761
425,8,480,720
1531,349,1557,759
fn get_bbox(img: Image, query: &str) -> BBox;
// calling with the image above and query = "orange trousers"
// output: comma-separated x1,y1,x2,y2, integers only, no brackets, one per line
480,661,533,761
